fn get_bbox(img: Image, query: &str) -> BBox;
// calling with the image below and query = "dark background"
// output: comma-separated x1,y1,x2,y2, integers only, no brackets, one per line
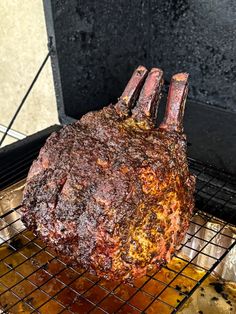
43,0,236,174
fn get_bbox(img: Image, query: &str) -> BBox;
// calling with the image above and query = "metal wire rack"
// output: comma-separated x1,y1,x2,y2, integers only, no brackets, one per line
0,155,236,314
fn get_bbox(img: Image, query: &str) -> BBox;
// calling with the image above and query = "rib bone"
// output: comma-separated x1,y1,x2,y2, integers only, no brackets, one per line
132,68,164,126
159,73,189,133
115,66,148,118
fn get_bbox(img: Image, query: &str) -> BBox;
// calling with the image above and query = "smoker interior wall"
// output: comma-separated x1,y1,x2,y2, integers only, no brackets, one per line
46,0,236,118
43,0,236,174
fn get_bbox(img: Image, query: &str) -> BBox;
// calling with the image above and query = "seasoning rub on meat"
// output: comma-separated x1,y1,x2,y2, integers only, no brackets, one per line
21,66,195,281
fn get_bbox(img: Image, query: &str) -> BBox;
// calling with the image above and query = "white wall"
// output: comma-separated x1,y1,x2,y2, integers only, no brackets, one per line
0,0,58,146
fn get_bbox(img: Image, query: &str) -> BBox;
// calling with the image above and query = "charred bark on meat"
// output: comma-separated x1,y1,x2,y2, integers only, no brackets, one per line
21,66,195,281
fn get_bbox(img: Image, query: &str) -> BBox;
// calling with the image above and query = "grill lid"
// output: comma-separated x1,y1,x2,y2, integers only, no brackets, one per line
43,0,236,174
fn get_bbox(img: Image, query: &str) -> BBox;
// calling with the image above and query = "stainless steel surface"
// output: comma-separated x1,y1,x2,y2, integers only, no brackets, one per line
182,214,236,281
0,180,25,244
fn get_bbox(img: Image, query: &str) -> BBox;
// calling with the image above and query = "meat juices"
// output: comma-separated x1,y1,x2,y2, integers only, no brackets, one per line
21,66,195,281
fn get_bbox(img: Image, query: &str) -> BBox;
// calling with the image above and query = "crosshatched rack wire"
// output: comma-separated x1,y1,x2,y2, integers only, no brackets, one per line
0,157,236,314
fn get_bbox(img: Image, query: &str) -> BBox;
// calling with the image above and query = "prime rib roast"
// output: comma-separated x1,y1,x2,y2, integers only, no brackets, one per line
21,66,195,281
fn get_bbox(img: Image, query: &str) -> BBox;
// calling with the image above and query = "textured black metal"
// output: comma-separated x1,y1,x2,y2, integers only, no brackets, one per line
156,96,236,175
0,156,235,313
43,0,236,175
45,0,236,118
0,125,61,190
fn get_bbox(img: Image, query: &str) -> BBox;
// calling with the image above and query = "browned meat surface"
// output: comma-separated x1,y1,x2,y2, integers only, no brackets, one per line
21,66,195,281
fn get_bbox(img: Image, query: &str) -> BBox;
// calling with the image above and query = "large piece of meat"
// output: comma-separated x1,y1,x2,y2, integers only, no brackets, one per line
21,66,195,281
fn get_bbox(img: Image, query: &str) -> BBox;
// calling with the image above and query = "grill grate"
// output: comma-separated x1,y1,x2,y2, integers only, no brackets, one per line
0,158,236,314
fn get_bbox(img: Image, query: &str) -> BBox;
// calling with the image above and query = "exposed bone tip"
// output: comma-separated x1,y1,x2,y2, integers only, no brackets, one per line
159,72,189,133
150,68,163,77
173,72,189,82
136,65,148,75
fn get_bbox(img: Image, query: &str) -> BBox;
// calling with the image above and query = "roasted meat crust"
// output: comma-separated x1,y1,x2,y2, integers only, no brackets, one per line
21,105,195,281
